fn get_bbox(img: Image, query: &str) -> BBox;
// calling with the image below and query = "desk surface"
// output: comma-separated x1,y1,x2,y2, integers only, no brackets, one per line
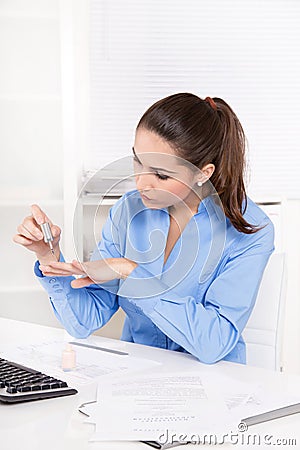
0,317,299,450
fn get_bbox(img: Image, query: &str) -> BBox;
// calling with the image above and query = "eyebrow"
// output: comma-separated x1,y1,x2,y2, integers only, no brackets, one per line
132,147,178,174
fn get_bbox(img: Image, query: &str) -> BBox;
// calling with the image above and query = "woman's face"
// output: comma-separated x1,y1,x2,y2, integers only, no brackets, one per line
133,128,200,210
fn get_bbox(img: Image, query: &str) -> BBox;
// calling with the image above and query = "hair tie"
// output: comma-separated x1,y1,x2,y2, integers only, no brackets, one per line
205,97,217,111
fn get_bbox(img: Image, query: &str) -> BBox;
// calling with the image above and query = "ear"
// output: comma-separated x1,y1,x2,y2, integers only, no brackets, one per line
196,163,215,184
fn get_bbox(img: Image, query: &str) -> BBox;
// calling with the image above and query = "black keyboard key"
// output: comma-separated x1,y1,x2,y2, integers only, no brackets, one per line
47,377,58,383
7,361,40,374
32,376,46,382
6,387,17,394
49,383,60,389
19,373,31,379
30,385,42,391
37,375,50,382
25,377,40,384
17,386,31,392
1,378,12,383
6,380,20,387
20,376,37,383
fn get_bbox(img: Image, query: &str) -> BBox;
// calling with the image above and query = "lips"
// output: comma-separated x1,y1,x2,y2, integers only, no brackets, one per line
140,192,153,201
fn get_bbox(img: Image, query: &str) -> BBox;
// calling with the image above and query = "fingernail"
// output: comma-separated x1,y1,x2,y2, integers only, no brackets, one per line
36,232,43,239
36,217,44,225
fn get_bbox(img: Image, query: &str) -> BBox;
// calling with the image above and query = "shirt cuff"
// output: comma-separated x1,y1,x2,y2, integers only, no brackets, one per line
34,253,74,300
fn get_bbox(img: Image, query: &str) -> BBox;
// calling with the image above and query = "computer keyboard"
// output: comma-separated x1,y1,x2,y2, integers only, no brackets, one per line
0,357,77,403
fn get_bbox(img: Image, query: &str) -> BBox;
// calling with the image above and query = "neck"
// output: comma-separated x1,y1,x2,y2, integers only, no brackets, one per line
169,191,201,218
169,198,200,221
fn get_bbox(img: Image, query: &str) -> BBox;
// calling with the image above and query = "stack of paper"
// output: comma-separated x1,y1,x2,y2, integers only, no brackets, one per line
82,370,300,444
83,371,236,443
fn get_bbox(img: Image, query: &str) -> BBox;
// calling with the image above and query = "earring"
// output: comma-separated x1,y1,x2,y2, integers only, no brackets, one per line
197,181,203,187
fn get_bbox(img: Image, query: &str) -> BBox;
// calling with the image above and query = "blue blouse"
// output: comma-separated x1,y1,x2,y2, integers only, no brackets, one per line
35,190,274,364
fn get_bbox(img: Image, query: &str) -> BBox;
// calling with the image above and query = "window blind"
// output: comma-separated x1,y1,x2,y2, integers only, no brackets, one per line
87,0,300,198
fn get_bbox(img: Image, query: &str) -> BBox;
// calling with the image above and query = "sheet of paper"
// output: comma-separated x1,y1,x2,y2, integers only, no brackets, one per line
229,384,300,423
0,339,161,386
198,372,300,429
88,372,233,441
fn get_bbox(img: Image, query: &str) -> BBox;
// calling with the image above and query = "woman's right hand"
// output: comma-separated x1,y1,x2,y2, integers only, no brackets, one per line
13,204,61,265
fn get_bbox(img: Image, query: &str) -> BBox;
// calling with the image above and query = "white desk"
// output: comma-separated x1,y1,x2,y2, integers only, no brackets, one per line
0,317,299,450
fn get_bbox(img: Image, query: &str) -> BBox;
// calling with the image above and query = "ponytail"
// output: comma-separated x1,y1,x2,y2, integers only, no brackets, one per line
210,98,258,234
137,93,260,234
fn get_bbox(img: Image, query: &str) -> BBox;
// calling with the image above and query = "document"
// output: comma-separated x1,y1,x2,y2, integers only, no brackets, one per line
200,372,300,430
0,339,160,386
88,372,233,441
86,369,300,443
228,383,300,424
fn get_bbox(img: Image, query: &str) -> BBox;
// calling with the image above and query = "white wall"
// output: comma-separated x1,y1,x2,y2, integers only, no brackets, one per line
0,0,122,338
0,0,64,328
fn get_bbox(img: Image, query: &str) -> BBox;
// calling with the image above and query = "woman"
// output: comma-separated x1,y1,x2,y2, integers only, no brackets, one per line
13,93,274,364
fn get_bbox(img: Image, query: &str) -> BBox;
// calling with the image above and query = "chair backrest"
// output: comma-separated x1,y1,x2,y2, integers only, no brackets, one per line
243,253,287,371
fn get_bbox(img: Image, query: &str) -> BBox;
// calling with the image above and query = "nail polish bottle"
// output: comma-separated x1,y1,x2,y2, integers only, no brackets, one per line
61,343,76,371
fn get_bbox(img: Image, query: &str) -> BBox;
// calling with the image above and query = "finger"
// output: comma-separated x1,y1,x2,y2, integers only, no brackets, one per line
39,263,71,272
39,267,74,277
51,225,61,238
41,271,72,277
31,204,51,226
28,207,60,239
71,277,94,289
23,216,44,239
39,264,84,277
39,265,71,275
13,234,33,246
45,261,72,270
17,224,43,241
46,261,84,275
71,259,82,267
71,260,87,271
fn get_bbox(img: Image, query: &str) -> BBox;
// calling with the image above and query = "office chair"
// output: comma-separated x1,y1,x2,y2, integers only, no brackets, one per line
243,253,287,371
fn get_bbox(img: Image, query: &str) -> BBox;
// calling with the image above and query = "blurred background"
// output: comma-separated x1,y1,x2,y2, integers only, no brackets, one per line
0,0,299,373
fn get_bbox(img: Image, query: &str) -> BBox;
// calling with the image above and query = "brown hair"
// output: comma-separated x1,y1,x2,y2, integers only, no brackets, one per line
137,92,258,234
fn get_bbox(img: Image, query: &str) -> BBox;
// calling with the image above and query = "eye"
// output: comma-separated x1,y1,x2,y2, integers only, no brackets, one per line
155,172,170,180
132,155,170,180
133,156,141,165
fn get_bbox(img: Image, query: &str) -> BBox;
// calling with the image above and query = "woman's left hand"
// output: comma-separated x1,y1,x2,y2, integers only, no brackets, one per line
39,258,137,289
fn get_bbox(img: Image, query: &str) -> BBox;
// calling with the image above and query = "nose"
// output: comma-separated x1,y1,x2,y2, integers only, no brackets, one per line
135,172,154,192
